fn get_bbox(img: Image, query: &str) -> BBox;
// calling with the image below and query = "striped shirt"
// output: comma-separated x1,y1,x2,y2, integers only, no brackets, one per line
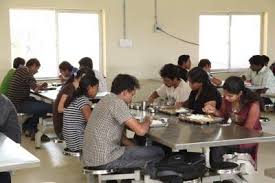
63,96,91,151
7,67,37,107
83,93,132,166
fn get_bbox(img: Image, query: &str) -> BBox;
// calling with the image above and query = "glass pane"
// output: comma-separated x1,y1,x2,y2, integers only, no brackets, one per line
199,15,230,69
57,12,100,70
9,9,57,78
230,15,261,69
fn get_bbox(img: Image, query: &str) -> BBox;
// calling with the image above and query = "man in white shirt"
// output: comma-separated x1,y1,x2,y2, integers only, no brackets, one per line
245,55,275,103
246,55,275,92
148,63,191,107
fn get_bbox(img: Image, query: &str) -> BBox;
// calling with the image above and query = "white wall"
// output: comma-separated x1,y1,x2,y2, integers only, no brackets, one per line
1,0,275,81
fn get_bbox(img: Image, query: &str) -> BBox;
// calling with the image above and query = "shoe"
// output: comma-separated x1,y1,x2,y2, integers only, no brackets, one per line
41,134,51,142
30,133,50,142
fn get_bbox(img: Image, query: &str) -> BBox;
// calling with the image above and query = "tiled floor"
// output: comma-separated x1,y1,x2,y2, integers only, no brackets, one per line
11,113,275,183
12,135,86,183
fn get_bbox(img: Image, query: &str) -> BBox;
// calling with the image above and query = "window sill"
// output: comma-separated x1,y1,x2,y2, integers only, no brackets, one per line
211,68,247,74
35,77,59,81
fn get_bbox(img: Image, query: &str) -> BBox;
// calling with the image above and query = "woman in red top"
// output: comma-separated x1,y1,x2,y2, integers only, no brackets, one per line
204,76,262,169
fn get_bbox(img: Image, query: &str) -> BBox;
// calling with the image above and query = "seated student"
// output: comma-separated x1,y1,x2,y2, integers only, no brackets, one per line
63,74,98,152
177,54,191,82
59,61,78,84
79,57,108,92
183,67,222,114
0,94,21,183
203,76,262,168
83,74,164,178
244,55,275,104
0,57,25,95
53,69,94,139
198,59,222,86
148,63,191,107
7,58,52,141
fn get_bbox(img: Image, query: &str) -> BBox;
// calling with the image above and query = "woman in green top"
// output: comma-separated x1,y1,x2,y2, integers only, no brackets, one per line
0,57,25,95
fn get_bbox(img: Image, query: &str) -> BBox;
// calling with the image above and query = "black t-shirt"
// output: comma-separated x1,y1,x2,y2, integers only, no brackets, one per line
178,66,188,82
188,84,222,114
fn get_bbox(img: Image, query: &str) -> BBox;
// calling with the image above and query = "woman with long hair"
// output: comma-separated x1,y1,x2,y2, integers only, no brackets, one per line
63,74,99,152
52,68,94,139
204,76,262,168
183,67,222,114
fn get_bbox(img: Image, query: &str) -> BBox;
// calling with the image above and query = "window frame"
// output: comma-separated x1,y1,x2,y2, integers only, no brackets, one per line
9,8,105,79
199,12,264,72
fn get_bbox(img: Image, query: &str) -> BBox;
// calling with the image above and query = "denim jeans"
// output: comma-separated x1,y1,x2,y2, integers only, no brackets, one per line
98,146,164,178
16,97,52,132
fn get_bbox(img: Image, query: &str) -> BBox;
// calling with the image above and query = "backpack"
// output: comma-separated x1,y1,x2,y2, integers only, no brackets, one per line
156,151,206,183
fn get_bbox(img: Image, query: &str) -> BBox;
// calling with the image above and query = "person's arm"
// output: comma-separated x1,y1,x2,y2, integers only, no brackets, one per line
147,91,159,104
202,100,217,115
203,99,226,117
57,94,69,113
211,77,222,86
121,134,135,146
81,105,92,122
125,116,151,136
240,102,261,149
244,102,260,130
204,100,216,108
32,82,48,93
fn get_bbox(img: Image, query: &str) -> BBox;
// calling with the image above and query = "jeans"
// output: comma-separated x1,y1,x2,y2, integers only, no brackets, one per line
134,135,172,156
16,97,52,133
97,146,164,178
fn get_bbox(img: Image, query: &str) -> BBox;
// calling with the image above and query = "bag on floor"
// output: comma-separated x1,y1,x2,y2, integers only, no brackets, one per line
156,151,206,183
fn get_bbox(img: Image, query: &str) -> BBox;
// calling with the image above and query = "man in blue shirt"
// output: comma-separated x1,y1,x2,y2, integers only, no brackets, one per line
0,94,21,183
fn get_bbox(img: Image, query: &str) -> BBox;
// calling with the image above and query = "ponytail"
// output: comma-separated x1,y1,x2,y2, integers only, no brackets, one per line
64,68,95,85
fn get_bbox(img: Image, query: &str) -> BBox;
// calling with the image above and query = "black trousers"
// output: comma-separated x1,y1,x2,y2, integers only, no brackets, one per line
0,172,11,183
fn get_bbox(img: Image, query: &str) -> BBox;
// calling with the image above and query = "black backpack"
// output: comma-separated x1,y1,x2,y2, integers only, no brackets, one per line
156,152,206,183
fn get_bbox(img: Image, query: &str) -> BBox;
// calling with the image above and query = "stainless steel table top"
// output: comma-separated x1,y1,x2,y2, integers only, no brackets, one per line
33,89,59,102
261,93,275,98
130,109,275,151
0,133,40,172
32,88,110,103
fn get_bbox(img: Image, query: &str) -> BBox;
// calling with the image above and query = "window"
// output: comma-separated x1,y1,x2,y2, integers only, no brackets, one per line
199,14,262,70
9,9,102,78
